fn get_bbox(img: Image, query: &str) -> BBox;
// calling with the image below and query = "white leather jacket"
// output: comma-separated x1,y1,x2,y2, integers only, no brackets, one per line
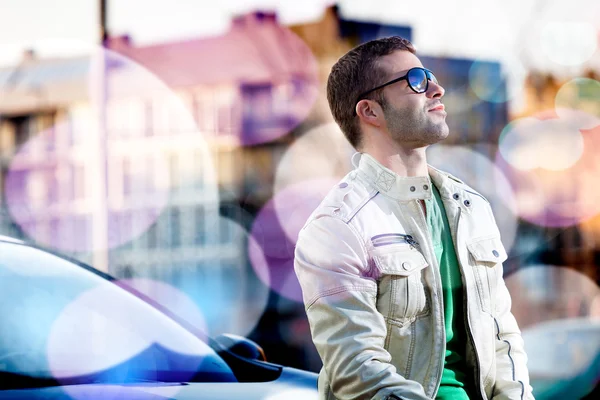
294,153,534,400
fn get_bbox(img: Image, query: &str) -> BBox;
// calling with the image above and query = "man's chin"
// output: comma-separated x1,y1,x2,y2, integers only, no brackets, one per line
438,127,450,141
428,125,450,143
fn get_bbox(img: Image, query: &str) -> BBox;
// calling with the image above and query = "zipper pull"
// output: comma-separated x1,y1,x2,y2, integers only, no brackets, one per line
405,235,419,247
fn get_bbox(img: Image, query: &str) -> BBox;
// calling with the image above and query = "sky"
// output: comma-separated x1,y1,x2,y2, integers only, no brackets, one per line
0,0,599,77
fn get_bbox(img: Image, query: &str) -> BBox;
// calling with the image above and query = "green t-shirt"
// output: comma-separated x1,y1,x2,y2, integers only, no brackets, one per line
425,183,475,400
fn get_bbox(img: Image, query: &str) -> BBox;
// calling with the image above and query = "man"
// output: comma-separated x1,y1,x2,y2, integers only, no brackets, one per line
294,36,534,400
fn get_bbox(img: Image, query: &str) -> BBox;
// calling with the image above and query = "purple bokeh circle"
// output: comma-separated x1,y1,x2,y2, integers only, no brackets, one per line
248,197,303,302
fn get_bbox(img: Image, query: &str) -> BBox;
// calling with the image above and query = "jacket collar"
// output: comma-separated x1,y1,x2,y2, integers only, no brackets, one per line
355,152,460,201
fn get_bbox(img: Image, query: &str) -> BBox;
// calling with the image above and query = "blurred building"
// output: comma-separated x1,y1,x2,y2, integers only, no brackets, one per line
0,11,315,312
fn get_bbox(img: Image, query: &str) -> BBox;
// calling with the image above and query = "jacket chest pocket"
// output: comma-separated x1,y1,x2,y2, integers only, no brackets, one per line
467,235,508,315
372,246,430,323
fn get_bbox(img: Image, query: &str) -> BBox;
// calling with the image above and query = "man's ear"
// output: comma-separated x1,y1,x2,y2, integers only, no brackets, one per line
355,99,384,128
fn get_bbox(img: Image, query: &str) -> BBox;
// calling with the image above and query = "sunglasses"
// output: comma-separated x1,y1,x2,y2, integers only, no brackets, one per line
356,67,439,106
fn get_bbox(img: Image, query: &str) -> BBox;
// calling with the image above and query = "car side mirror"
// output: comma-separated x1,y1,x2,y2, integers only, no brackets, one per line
214,333,267,362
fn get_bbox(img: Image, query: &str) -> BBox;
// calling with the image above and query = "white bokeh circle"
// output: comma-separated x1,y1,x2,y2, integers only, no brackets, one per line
506,265,600,322
498,116,584,171
3,39,218,253
540,22,598,67
468,58,527,104
273,178,339,243
190,214,271,338
555,78,600,129
274,122,355,195
273,122,355,242
47,282,211,379
427,144,518,253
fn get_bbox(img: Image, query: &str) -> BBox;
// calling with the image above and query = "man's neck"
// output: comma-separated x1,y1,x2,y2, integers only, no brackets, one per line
363,142,429,178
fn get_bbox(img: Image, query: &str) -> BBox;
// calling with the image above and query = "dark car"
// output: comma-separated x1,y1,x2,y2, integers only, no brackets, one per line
0,235,318,399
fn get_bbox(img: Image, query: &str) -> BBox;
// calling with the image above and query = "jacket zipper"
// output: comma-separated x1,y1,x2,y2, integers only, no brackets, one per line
371,233,419,248
454,207,486,400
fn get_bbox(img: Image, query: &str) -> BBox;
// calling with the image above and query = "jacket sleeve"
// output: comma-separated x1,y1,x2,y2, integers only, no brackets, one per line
294,215,433,400
491,264,535,400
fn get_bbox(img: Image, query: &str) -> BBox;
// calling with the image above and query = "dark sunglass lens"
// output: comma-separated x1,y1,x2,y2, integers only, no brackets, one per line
408,69,428,92
427,70,439,85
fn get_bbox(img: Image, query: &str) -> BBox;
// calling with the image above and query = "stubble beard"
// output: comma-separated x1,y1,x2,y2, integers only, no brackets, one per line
382,101,449,147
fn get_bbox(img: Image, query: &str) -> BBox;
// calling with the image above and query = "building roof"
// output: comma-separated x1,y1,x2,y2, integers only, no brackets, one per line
112,12,318,87
0,12,318,114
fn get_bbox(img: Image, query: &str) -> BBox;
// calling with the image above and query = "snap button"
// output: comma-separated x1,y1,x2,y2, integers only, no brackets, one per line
339,182,348,188
492,250,499,258
402,262,411,270
410,186,416,192
453,193,460,200
464,199,471,207
423,184,429,190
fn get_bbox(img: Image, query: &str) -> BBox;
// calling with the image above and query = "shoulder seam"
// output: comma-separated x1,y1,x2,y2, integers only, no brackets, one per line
344,188,380,223
300,214,372,285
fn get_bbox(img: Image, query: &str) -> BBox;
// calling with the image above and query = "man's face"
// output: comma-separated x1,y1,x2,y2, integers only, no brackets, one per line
376,50,449,147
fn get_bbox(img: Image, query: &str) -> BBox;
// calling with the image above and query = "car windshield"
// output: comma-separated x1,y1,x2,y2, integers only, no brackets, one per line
0,240,237,387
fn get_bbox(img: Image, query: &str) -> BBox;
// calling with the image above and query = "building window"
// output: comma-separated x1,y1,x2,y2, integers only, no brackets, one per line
194,206,204,245
144,156,155,194
0,120,15,156
147,222,158,249
220,217,233,244
36,113,56,153
122,159,132,197
74,215,89,251
70,105,91,146
121,210,134,250
13,116,33,149
217,148,238,191
195,91,216,134
240,82,273,142
193,150,205,189
144,101,153,136
170,208,180,248
108,98,145,138
217,103,232,136
27,169,46,207
169,154,180,190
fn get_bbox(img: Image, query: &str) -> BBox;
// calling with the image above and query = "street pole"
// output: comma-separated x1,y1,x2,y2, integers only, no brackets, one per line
92,0,109,272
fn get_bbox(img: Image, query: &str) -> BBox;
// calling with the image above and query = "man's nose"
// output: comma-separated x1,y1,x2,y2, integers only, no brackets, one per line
427,80,445,99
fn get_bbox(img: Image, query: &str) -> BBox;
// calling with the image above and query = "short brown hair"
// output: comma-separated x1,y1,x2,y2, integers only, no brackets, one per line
326,36,416,148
